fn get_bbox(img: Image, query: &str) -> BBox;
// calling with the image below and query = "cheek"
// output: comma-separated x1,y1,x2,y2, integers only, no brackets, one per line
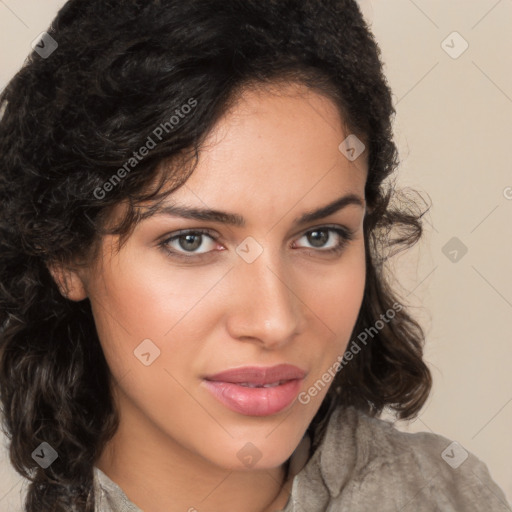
311,239,366,334
295,242,366,407
88,248,228,351
303,240,366,386
87,252,233,414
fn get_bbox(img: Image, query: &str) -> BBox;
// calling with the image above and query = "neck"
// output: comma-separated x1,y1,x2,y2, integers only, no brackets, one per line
95,392,294,512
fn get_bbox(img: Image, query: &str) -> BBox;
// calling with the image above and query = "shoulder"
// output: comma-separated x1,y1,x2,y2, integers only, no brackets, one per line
316,405,512,511
93,466,143,512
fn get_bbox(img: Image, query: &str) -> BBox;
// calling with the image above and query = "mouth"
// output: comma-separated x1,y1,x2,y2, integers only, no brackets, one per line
202,364,306,416
236,380,289,388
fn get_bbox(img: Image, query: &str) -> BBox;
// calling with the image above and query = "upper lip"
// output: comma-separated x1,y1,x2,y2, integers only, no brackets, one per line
204,364,306,385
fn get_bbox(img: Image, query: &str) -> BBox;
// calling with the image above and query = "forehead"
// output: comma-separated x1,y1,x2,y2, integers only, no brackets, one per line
156,83,367,212
108,82,368,232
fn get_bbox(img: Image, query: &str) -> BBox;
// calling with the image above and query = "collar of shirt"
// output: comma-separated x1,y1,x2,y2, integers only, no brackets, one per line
92,405,352,512
93,405,512,512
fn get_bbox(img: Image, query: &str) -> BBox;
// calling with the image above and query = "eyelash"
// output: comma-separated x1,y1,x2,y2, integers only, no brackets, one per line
158,225,355,261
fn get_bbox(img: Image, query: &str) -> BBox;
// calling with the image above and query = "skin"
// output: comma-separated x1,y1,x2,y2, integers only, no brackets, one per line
50,82,368,512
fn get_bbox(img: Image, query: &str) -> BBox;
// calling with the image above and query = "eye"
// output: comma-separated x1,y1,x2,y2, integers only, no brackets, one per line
160,229,219,259
158,225,355,261
292,226,355,254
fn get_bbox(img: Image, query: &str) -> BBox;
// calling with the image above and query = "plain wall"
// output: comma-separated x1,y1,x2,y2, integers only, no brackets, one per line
0,0,511,509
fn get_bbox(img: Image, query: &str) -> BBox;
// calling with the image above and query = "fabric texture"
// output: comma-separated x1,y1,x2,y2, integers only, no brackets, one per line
93,405,512,511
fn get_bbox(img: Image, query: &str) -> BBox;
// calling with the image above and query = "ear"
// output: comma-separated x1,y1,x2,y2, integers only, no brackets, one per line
46,262,88,302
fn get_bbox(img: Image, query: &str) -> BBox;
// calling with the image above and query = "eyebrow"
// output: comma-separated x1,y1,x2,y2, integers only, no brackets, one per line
139,193,365,227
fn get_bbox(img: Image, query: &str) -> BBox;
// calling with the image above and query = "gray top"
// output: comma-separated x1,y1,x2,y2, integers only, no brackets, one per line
93,405,512,511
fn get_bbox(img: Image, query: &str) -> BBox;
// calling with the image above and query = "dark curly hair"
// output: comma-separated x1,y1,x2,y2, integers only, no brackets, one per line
0,0,432,510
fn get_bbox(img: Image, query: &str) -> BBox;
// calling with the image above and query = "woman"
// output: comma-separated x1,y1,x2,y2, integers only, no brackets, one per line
0,0,510,511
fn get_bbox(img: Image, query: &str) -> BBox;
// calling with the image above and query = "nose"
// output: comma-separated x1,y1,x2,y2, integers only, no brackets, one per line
225,248,304,349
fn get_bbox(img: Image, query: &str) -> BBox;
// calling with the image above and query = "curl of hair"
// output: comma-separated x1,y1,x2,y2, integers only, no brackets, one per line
0,0,432,509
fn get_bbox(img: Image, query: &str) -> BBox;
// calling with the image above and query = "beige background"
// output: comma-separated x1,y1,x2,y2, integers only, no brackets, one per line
1,0,511,509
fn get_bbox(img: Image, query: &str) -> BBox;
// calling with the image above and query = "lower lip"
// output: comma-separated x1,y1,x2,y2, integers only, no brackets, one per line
202,379,303,416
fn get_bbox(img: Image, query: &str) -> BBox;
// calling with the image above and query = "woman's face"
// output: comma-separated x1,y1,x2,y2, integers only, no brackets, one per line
73,83,368,471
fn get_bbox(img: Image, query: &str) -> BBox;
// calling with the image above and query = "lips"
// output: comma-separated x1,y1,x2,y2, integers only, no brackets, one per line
205,364,306,386
202,364,306,416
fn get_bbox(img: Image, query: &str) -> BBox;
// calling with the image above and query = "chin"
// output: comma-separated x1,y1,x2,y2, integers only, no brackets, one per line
204,431,301,472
